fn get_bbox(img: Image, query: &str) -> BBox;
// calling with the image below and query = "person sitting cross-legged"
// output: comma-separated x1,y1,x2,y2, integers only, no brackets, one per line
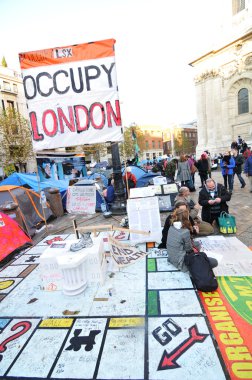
166,208,218,272
174,186,214,236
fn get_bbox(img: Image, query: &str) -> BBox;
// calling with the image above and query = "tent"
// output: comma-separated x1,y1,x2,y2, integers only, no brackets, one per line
0,172,68,193
0,212,32,262
0,185,53,237
121,165,161,187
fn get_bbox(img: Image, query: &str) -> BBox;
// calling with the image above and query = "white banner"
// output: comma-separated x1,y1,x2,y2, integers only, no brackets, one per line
19,39,123,151
66,185,96,214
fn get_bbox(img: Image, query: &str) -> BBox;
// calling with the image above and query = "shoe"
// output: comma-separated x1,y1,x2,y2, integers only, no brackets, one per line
241,184,246,188
199,186,203,188
70,232,93,252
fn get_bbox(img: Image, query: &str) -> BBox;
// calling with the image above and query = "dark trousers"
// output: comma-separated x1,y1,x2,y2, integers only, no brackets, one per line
234,173,246,186
199,172,208,186
223,174,234,191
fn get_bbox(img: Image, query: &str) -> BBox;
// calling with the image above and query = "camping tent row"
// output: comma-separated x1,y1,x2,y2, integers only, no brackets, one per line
0,185,53,237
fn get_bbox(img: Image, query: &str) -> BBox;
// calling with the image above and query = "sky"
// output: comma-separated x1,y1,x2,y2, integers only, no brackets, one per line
0,0,222,128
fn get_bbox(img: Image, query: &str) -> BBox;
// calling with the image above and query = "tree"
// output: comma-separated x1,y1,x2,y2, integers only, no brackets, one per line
119,126,145,162
81,143,108,162
1,56,7,67
0,108,34,172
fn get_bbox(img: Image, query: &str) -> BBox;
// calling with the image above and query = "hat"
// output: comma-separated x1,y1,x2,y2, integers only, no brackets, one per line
87,170,92,175
126,167,132,172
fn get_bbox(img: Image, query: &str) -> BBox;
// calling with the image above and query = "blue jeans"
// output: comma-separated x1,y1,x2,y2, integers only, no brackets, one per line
234,173,246,186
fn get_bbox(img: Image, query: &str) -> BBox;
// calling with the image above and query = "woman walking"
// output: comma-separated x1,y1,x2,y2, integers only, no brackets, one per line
220,151,235,193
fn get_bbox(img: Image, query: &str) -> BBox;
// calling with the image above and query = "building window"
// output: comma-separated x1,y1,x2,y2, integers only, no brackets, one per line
158,152,162,156
233,0,245,14
3,81,11,91
158,141,161,149
152,141,155,148
7,100,15,110
145,141,149,148
238,88,249,114
13,84,18,93
146,153,150,158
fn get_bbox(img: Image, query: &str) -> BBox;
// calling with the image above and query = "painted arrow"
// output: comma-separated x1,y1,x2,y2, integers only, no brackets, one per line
158,324,209,370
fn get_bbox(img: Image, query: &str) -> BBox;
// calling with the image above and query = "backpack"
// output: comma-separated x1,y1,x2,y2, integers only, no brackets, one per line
184,252,218,292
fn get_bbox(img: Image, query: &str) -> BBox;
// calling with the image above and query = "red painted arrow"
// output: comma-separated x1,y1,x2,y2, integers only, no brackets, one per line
158,324,208,370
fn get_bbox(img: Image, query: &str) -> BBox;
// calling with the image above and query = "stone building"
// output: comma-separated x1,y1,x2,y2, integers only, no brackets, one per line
0,64,36,175
190,0,252,156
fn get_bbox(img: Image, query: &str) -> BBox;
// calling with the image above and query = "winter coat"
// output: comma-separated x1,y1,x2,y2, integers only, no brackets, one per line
166,226,193,272
233,154,244,174
195,158,209,174
176,161,191,182
244,156,252,176
220,156,235,176
198,183,231,223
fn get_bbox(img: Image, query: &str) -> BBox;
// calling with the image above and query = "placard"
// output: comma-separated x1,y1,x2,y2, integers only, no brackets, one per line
108,236,147,267
153,176,167,185
127,197,162,244
129,187,155,199
66,185,96,214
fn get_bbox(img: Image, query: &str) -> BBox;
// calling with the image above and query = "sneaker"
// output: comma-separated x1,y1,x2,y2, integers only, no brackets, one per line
70,232,93,252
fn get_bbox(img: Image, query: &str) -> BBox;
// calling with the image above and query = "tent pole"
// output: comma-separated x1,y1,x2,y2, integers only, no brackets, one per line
35,158,49,236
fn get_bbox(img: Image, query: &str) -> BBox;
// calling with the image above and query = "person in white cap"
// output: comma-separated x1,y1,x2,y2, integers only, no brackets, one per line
123,167,137,198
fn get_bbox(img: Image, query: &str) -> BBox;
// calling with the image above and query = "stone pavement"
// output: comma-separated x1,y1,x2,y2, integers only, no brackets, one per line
33,168,252,248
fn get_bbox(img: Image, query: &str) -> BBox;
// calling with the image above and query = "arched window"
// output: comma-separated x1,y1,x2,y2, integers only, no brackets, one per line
238,88,249,114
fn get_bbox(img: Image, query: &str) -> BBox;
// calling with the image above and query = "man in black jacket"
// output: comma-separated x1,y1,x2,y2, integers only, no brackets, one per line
232,149,246,188
198,178,231,226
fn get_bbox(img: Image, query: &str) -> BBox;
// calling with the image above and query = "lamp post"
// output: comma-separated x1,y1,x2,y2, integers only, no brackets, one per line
110,141,127,215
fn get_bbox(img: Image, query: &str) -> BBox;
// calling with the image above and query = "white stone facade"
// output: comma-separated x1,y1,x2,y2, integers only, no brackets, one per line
191,1,252,157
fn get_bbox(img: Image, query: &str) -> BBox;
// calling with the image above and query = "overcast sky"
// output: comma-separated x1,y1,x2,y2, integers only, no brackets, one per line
0,0,223,127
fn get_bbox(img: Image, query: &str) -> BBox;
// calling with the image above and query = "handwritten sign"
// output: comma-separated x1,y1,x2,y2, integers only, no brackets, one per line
66,185,96,214
108,236,148,267
19,39,123,151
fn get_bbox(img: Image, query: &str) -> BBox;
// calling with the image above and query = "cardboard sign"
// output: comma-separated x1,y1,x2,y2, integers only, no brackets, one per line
66,185,96,214
108,236,147,267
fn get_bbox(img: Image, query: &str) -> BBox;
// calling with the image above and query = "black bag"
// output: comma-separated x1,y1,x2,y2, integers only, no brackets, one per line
184,252,218,292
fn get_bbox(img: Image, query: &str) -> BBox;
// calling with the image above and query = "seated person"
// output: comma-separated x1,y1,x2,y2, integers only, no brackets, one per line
158,200,198,249
175,186,214,236
166,208,218,272
102,179,115,207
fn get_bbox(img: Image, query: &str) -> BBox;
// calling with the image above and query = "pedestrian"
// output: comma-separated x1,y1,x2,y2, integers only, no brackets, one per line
166,208,218,272
220,151,235,193
187,154,197,188
244,154,252,193
198,178,231,226
123,167,137,198
174,187,214,236
176,155,192,189
195,153,209,188
232,149,246,188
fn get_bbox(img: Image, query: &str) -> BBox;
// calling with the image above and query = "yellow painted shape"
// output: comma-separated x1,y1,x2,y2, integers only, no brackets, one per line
39,318,74,328
109,317,145,328
0,280,14,290
220,277,238,302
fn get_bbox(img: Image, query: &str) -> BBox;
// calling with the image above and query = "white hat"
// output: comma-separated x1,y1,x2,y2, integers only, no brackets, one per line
126,167,131,172
87,170,92,175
